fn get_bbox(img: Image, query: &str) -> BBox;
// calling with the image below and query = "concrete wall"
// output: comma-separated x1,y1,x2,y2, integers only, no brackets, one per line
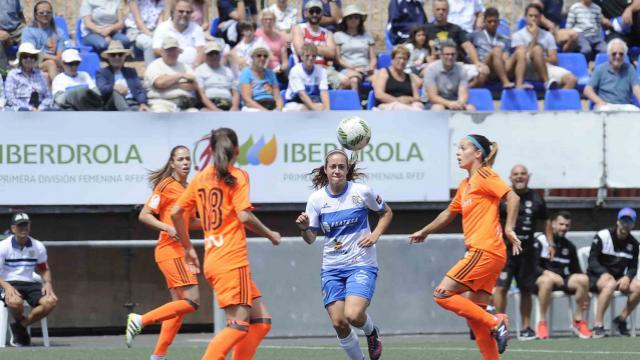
38,231,639,336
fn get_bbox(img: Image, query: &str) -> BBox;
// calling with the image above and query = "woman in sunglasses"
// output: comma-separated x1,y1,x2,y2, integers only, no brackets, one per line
239,44,283,111
20,0,64,82
4,43,53,111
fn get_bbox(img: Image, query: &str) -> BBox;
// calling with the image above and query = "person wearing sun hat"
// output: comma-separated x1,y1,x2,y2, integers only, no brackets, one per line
96,40,149,111
4,42,53,111
587,207,640,338
332,4,375,93
51,48,105,110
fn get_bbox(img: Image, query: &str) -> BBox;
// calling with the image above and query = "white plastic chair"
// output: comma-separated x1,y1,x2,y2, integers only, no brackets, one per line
0,274,50,347
577,246,636,337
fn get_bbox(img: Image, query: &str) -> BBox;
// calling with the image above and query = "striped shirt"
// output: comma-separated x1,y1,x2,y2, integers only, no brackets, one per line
567,2,603,38
0,236,47,283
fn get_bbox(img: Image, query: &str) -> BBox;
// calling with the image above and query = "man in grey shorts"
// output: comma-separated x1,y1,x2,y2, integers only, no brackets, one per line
0,212,57,346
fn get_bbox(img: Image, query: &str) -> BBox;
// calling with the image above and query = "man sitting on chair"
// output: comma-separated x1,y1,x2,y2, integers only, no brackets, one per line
0,212,57,347
588,207,640,338
534,211,592,340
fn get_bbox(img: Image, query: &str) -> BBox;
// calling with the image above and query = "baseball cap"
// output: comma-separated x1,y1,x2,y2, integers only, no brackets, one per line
11,212,30,225
304,0,323,10
61,48,82,63
204,41,222,54
618,207,637,222
161,37,181,50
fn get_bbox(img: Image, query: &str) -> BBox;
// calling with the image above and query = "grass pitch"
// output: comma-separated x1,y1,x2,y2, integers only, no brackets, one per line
1,334,640,359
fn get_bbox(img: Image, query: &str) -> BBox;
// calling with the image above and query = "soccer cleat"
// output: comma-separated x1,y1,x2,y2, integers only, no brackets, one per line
613,316,630,336
535,321,548,340
150,355,167,360
493,314,509,354
125,313,143,348
572,320,592,339
592,325,606,339
520,326,537,340
365,326,382,360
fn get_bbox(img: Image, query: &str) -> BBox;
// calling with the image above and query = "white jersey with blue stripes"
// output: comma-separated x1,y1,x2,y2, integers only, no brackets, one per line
306,181,385,270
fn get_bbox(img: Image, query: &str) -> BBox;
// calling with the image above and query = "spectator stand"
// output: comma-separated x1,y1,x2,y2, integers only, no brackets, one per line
557,53,590,91
210,17,220,37
74,18,95,53
467,88,495,111
79,52,100,79
543,89,582,111
499,88,538,111
328,89,361,110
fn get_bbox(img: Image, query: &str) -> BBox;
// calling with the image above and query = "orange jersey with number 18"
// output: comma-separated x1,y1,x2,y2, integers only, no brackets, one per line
448,166,511,258
176,165,254,275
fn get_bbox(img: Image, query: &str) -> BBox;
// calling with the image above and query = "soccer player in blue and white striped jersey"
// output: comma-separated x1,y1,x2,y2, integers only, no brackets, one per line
296,149,392,360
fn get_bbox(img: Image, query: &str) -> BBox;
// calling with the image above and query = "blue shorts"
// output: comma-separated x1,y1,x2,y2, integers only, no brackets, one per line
321,266,378,306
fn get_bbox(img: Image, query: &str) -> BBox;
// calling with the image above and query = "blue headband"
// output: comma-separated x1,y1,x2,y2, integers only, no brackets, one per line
466,135,487,157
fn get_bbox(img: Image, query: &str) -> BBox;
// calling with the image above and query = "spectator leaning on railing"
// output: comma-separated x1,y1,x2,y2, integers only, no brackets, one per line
584,38,640,112
4,43,53,112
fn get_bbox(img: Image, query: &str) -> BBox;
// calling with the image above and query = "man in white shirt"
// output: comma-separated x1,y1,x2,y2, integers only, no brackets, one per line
511,3,577,89
153,0,205,68
51,49,105,110
146,37,216,112
0,213,57,347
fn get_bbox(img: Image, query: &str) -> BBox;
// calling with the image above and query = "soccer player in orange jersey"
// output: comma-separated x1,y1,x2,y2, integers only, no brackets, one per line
171,128,281,360
409,134,522,359
125,146,201,360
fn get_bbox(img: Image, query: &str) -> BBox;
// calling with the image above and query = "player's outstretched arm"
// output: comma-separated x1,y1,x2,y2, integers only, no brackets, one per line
295,212,317,245
238,210,281,246
409,208,457,244
503,190,522,256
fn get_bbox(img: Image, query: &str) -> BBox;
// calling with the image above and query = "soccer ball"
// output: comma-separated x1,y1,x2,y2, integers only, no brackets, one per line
336,116,371,151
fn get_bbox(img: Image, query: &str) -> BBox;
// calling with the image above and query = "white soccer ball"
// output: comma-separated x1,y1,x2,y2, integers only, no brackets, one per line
336,116,371,151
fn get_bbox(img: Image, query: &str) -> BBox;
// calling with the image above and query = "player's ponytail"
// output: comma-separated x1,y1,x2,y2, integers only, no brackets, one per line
210,128,239,186
148,145,189,187
467,134,498,167
309,150,364,189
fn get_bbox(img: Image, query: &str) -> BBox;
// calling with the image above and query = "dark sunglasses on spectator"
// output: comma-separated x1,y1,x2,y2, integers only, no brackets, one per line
109,53,126,58
254,53,269,58
309,8,322,15
37,11,52,16
21,54,38,60
177,10,193,14
66,61,80,66
611,52,625,57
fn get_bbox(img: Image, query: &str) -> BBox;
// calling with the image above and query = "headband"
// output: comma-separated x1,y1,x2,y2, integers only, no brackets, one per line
325,149,349,162
466,135,488,157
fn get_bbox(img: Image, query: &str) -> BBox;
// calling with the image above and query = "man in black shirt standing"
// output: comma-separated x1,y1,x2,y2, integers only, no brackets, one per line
534,211,592,339
493,164,553,340
588,207,640,338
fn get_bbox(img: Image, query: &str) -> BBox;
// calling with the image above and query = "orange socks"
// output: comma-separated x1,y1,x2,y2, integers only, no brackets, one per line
141,299,198,326
467,318,499,360
152,315,183,356
201,321,250,360
433,293,498,330
232,318,272,360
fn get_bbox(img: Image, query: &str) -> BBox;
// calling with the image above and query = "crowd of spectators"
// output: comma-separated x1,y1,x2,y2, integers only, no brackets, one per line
0,0,639,112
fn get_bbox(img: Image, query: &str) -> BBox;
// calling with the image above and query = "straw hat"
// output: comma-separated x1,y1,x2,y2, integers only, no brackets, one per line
341,4,367,23
12,42,42,66
101,40,132,59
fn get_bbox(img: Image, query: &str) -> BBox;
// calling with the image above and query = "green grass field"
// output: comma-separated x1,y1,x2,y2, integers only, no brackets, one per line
2,335,640,360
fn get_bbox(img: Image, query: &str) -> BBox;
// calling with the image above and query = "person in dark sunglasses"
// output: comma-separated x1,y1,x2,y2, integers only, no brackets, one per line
291,0,337,68
301,0,342,33
152,0,206,68
4,42,53,111
21,0,63,83
584,38,640,111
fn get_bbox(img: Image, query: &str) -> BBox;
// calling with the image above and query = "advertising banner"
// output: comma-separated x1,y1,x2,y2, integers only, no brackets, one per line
0,111,450,204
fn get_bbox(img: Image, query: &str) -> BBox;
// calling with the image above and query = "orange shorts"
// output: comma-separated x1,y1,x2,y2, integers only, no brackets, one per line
207,266,261,309
446,248,505,294
157,257,198,289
